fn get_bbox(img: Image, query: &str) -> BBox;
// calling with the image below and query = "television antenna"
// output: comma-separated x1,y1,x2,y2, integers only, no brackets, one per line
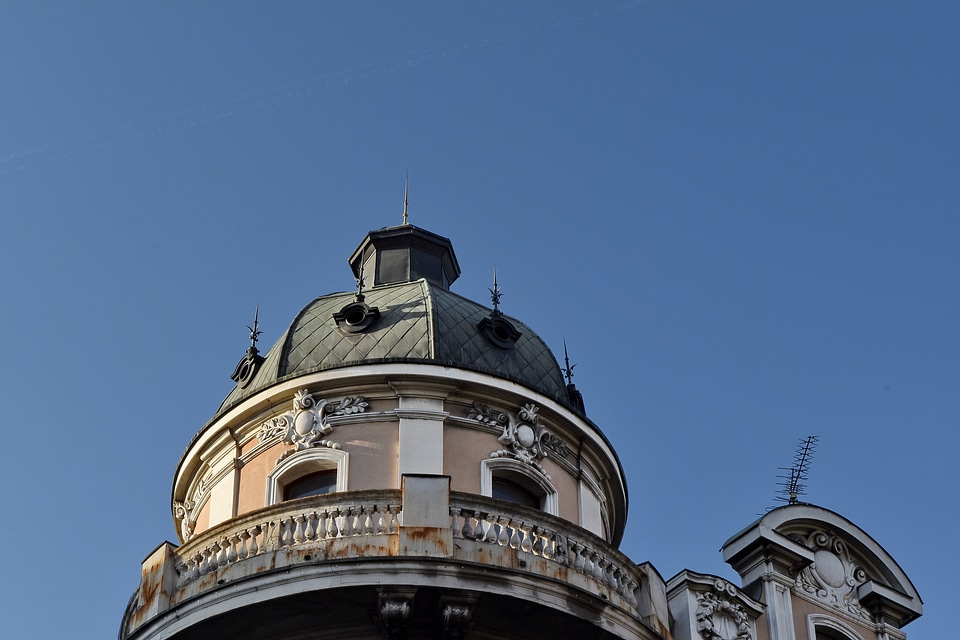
773,436,818,506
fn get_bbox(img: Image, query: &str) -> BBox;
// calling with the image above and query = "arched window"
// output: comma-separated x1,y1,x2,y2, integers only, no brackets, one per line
481,458,558,515
806,615,865,640
266,448,349,505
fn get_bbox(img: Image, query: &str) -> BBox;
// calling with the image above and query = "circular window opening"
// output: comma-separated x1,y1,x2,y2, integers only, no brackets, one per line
492,324,512,342
345,309,367,326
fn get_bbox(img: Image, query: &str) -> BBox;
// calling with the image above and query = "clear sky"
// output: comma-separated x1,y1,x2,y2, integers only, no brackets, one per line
1,3,956,638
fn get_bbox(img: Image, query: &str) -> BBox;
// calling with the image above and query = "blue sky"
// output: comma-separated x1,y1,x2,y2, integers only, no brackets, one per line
1,3,956,638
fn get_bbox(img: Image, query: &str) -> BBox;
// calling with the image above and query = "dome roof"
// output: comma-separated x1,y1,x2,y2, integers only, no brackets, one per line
219,279,569,412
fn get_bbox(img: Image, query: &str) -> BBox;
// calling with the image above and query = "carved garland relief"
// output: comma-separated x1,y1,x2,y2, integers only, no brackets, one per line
695,579,752,640
466,400,569,479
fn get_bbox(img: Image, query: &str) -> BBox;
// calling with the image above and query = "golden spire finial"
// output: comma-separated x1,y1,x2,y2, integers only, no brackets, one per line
402,172,409,225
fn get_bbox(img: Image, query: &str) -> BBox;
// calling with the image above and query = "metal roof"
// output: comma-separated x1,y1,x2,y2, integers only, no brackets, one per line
218,280,568,412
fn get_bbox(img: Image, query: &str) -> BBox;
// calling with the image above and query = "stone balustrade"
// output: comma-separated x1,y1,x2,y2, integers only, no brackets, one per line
173,490,402,588
449,492,643,608
126,485,661,638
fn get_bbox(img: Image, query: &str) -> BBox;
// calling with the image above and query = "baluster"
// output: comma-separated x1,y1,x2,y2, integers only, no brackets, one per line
508,521,522,549
248,525,261,555
343,507,357,536
293,515,306,543
496,517,510,546
215,540,228,568
461,509,474,539
190,551,203,580
326,509,340,538
279,516,292,546
606,563,618,589
591,552,604,582
374,506,386,534
553,535,567,566
571,542,584,572
519,524,533,553
362,507,375,535
225,535,239,564
450,507,463,538
469,511,482,540
613,567,625,594
531,527,544,556
541,530,554,560
175,559,187,586
388,505,401,533
236,530,250,560
598,557,611,586
576,544,589,574
305,512,317,541
316,511,328,539
484,514,498,543
199,547,213,574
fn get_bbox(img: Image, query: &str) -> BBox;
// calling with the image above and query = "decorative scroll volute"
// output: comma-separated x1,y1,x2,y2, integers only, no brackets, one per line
257,389,368,459
466,400,569,478
793,529,872,621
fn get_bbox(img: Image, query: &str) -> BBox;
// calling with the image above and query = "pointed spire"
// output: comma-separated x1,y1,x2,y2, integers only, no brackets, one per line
402,172,409,225
489,266,502,313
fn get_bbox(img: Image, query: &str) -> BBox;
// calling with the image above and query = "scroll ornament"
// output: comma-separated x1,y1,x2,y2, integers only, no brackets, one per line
258,390,368,459
173,500,196,542
793,530,871,621
466,400,568,478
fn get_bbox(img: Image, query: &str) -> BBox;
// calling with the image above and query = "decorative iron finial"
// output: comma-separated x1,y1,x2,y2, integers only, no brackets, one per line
562,339,577,385
355,260,366,302
402,172,409,225
232,304,267,387
246,304,263,352
489,266,502,313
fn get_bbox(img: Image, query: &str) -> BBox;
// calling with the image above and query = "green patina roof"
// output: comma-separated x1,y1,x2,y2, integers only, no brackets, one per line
219,280,567,412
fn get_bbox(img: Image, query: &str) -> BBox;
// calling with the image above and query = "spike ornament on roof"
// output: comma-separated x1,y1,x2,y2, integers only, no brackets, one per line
489,267,502,313
231,304,266,388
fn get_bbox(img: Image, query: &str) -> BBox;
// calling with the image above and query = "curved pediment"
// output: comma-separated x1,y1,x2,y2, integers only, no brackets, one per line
722,504,922,628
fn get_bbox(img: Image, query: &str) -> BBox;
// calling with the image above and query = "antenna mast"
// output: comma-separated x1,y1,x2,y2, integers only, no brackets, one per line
402,172,409,225
774,435,818,506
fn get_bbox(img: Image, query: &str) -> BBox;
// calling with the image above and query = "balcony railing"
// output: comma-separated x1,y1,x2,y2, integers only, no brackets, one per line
174,489,402,588
127,485,661,639
449,492,643,608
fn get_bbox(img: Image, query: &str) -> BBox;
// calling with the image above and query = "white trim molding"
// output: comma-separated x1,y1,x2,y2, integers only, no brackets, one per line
480,457,558,515
266,448,350,505
806,613,866,640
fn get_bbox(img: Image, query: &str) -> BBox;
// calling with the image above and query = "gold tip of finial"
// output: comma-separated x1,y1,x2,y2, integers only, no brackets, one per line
402,172,409,225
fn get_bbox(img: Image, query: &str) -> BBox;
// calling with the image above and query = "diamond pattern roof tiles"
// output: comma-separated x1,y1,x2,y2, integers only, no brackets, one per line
218,280,567,414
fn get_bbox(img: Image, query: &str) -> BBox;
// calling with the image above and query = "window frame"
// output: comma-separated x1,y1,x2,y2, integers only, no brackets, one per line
266,448,349,505
806,614,866,640
480,457,558,515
